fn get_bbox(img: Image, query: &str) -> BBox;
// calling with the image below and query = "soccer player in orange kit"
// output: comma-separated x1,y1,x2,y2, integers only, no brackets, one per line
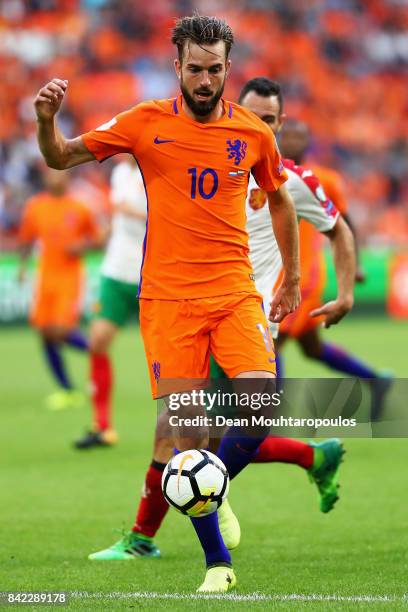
33,15,301,592
277,119,393,418
100,80,354,565
18,168,100,410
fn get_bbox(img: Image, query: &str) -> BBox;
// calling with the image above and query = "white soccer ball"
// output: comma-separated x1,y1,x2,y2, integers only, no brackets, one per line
161,449,229,517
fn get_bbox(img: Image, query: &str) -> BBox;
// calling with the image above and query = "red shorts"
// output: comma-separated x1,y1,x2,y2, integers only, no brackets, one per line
139,292,276,398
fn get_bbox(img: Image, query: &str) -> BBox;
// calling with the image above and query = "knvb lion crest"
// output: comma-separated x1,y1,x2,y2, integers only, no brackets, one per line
226,139,247,166
152,360,161,382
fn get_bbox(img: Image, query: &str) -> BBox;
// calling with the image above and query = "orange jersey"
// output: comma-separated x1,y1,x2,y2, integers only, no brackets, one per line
298,164,348,293
19,193,99,286
82,96,286,299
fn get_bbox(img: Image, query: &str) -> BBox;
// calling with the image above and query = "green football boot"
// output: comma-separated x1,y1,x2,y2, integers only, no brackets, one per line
308,439,345,513
88,531,161,560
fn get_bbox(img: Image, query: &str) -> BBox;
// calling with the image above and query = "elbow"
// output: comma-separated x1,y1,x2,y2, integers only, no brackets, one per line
45,158,68,170
39,146,70,170
46,160,61,170
328,216,353,243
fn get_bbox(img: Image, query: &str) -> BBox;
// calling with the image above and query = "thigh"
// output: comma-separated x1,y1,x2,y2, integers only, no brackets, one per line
139,299,211,398
30,283,54,328
54,284,81,329
210,293,276,378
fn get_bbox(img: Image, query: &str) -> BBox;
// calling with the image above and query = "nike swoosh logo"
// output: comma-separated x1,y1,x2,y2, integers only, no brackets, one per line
154,136,176,144
177,453,193,493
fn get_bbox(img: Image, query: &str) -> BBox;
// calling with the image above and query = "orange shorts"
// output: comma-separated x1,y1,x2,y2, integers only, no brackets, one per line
139,292,276,398
279,285,324,338
30,280,82,329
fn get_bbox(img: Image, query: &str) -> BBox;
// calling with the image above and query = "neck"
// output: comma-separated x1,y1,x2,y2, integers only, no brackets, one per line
181,97,224,124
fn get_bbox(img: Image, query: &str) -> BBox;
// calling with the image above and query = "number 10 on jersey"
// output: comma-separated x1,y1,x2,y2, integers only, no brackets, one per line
188,168,218,200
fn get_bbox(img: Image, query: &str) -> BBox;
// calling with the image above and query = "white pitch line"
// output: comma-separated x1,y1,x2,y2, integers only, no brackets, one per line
70,591,407,603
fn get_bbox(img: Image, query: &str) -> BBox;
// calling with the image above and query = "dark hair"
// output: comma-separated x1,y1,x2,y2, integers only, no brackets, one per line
171,13,234,62
238,77,283,113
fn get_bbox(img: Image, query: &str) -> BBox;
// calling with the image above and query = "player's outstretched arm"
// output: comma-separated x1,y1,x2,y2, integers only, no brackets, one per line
34,79,95,169
267,184,301,323
310,216,355,328
342,211,365,283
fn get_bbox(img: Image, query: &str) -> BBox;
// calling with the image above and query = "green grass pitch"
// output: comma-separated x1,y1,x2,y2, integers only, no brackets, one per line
1,316,407,610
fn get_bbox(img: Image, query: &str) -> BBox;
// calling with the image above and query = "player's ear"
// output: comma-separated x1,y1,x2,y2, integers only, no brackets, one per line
225,59,231,76
174,59,181,80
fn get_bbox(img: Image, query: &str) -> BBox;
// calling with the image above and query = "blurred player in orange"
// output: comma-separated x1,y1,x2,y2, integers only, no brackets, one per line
277,120,392,418
18,168,101,410
75,157,147,449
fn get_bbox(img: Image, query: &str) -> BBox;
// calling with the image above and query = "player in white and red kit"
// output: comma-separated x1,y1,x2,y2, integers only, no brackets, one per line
246,158,340,327
276,119,393,420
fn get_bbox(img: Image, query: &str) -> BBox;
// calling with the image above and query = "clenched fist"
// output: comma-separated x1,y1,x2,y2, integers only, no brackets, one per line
34,78,68,121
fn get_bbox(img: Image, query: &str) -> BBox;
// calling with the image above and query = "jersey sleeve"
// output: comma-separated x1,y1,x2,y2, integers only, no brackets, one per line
81,105,146,162
18,201,37,244
293,170,339,232
251,128,287,192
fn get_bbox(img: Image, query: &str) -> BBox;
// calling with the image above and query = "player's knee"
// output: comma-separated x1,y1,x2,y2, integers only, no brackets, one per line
41,326,64,343
90,336,109,353
175,435,209,452
90,328,112,353
301,342,321,359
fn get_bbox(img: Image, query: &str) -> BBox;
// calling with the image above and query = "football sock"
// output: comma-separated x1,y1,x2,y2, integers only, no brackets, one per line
275,352,284,379
132,460,169,537
253,436,314,469
91,353,112,431
43,340,72,389
217,429,265,480
320,342,377,378
64,329,89,351
173,448,231,567
190,512,232,568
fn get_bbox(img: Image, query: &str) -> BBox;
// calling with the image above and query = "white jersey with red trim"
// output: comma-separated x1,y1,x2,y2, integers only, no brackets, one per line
246,158,339,322
102,160,147,284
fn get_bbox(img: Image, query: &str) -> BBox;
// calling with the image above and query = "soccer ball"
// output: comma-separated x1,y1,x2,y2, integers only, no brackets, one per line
161,449,229,517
